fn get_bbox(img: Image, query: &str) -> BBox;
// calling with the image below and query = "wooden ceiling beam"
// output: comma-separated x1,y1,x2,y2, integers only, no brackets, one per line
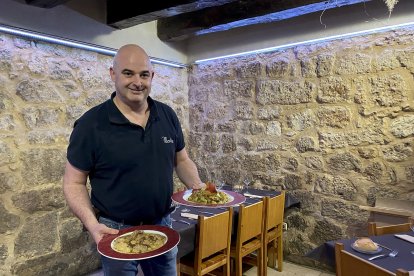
157,0,371,41
106,0,239,29
24,0,71,8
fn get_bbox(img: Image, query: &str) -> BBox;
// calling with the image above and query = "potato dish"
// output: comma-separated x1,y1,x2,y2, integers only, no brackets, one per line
187,188,230,204
112,230,166,254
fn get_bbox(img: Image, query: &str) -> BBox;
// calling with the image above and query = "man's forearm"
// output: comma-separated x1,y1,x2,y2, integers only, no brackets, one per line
175,158,204,189
63,183,98,231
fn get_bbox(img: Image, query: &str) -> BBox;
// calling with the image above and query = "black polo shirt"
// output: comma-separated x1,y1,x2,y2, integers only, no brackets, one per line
67,92,185,222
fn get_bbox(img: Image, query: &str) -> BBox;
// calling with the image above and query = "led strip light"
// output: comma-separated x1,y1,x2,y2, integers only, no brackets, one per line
195,21,414,64
2,21,413,67
0,23,187,68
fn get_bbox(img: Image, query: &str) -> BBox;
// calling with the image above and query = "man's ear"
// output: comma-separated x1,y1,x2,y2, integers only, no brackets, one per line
109,67,115,81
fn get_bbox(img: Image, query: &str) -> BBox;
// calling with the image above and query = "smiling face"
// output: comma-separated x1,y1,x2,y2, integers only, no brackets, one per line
110,45,154,109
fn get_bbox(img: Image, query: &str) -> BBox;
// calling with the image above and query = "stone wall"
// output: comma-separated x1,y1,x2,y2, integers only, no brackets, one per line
187,27,414,267
0,34,189,275
1,25,413,275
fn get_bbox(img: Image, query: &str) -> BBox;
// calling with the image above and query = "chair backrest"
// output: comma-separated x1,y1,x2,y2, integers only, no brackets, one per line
264,191,285,232
335,243,409,276
367,222,411,236
196,207,233,262
236,201,264,245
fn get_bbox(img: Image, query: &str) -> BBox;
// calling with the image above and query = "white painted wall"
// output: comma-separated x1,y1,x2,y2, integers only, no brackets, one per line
0,0,413,64
0,0,187,63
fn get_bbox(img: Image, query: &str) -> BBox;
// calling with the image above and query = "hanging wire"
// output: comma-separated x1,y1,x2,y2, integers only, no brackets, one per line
384,0,399,18
319,0,340,29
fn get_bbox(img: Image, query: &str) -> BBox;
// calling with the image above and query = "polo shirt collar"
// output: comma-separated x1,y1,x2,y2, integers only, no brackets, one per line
107,92,159,124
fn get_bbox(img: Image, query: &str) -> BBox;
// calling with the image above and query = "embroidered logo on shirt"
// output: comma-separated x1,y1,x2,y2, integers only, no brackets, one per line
162,137,174,143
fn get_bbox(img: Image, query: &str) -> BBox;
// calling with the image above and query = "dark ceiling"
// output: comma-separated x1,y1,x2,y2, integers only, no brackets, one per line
24,0,374,42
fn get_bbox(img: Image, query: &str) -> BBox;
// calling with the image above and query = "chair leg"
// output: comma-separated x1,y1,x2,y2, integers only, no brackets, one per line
224,261,230,276
277,236,283,272
176,258,181,276
267,242,276,268
258,247,264,276
263,242,268,276
235,256,243,276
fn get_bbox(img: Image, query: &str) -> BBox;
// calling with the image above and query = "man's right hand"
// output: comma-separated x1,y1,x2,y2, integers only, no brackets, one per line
193,182,206,190
89,222,119,244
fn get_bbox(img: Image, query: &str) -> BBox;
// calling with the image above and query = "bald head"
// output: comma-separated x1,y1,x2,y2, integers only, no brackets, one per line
109,44,155,106
113,44,153,71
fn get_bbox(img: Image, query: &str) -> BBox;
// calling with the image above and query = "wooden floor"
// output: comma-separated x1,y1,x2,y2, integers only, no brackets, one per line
86,261,335,276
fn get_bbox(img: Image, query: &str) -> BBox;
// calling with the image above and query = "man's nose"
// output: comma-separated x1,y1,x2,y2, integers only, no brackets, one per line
132,75,143,85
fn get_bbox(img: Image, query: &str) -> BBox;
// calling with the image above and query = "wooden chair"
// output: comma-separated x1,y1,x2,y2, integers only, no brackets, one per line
368,222,411,236
335,243,409,276
263,191,285,274
179,207,233,276
230,200,265,276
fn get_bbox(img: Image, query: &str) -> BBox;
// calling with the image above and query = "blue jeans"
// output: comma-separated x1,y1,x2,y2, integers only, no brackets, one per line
98,214,178,276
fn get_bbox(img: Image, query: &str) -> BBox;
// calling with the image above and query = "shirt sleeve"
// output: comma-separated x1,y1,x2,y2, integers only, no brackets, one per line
167,106,185,152
66,118,95,172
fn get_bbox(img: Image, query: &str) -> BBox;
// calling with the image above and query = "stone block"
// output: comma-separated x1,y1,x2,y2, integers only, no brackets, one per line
368,73,408,107
0,140,16,166
14,212,58,258
224,79,254,99
235,61,262,78
0,171,15,194
310,218,345,245
316,54,335,77
390,115,414,138
334,52,372,75
16,79,63,103
316,106,350,128
321,198,368,225
266,57,292,78
327,152,362,172
257,106,281,120
287,109,315,131
21,107,61,129
20,148,66,186
12,186,66,213
0,114,15,130
314,174,357,201
304,156,324,170
317,76,351,103
220,134,236,153
296,136,316,153
0,202,20,234
59,219,88,253
257,80,314,105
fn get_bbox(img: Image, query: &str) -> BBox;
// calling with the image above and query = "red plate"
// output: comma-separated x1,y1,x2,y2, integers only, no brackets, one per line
97,225,180,260
171,189,246,208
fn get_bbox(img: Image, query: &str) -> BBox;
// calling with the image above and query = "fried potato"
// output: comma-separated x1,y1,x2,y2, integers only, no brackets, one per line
112,230,166,254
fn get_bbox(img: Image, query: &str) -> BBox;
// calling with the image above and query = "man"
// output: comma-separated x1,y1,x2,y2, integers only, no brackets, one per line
63,44,204,275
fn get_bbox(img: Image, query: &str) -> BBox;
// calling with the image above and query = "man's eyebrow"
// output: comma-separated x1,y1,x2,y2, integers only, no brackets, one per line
121,69,150,74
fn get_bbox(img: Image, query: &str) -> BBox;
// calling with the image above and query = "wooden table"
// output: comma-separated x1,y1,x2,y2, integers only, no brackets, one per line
171,188,299,258
306,232,414,274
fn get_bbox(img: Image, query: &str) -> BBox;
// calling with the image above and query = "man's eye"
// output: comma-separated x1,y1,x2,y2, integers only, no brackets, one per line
124,72,133,76
141,73,150,78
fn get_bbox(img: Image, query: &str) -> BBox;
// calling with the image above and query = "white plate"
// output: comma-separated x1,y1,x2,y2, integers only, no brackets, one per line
171,189,245,208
